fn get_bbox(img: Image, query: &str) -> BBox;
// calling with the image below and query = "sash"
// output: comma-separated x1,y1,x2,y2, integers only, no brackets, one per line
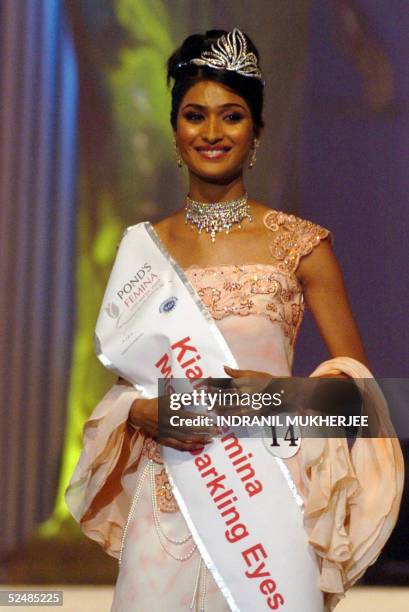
95,222,323,611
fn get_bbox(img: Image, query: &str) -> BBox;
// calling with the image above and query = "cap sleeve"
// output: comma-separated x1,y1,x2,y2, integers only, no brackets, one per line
263,210,331,275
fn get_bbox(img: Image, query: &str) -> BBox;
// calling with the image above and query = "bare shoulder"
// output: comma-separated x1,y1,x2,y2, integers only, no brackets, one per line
152,211,178,232
245,200,278,238
297,236,339,285
248,200,274,221
153,210,185,240
296,231,369,365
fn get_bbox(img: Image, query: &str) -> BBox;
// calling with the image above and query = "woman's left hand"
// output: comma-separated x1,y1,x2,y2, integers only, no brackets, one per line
209,366,291,417
222,366,299,412
223,365,275,393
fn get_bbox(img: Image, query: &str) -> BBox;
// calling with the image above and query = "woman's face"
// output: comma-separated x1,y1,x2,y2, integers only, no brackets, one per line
174,80,255,183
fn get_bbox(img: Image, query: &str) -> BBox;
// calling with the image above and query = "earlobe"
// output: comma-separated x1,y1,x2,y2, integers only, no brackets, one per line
248,138,260,169
172,135,184,168
254,123,264,141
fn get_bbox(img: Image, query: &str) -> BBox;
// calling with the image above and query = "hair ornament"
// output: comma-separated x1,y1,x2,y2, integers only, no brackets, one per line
177,28,264,85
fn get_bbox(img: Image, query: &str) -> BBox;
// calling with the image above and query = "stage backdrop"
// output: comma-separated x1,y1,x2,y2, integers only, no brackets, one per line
1,0,407,573
0,0,77,556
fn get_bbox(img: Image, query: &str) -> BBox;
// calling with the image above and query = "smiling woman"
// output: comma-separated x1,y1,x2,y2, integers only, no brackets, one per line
65,28,403,612
175,83,255,188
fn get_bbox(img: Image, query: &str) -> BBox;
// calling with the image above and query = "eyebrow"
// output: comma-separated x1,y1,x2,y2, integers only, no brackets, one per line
181,103,247,112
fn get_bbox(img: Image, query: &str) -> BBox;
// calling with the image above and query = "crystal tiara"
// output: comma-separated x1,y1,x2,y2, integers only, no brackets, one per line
176,28,264,85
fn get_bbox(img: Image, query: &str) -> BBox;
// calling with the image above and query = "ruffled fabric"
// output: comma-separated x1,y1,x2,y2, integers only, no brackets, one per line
65,385,146,557
65,358,403,612
303,357,404,610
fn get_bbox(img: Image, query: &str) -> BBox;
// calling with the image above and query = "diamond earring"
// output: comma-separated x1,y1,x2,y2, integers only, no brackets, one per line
173,137,183,168
248,138,260,169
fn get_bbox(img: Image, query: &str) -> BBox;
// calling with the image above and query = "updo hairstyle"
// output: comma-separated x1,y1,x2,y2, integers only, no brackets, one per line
167,30,265,137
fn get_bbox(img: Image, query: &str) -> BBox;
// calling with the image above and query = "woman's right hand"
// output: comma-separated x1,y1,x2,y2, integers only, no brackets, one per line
129,397,216,452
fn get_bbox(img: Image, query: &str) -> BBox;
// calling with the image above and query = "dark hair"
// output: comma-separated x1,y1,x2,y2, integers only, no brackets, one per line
167,30,264,137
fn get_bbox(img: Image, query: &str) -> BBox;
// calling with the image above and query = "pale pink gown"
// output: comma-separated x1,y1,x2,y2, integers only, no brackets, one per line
65,211,403,611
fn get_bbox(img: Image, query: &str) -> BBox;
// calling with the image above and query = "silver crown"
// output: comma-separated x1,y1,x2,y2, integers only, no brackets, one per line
178,28,264,84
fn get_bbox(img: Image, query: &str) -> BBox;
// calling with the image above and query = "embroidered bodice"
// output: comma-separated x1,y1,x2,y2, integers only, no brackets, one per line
185,263,303,345
183,210,330,374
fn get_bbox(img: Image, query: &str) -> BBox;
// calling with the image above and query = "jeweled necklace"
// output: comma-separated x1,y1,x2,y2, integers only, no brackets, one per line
185,193,252,242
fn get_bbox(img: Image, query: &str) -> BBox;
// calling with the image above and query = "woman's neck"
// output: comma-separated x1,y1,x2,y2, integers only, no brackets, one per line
187,173,246,203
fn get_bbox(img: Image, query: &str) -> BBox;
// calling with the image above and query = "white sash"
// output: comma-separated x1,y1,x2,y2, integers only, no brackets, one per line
95,222,323,611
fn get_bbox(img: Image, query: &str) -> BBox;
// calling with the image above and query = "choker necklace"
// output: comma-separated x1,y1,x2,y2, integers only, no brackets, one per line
185,193,252,242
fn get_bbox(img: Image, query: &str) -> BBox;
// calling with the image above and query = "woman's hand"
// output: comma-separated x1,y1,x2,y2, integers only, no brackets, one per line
205,366,282,418
129,396,217,452
221,367,305,416
118,377,216,451
223,365,274,393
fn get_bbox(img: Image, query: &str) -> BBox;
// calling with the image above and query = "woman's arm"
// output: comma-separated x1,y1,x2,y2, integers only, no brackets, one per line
296,238,370,368
116,377,215,451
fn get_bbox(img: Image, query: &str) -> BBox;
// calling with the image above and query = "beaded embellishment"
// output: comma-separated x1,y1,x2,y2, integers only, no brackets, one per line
141,438,179,513
263,210,330,275
141,436,163,464
187,265,303,345
155,468,179,513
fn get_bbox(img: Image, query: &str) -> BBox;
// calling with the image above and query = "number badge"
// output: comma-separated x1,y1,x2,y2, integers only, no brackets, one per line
263,412,301,458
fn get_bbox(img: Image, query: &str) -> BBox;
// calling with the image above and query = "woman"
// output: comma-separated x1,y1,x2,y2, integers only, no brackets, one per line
66,29,403,611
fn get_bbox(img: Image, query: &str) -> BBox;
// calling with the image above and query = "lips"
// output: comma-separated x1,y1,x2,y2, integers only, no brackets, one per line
195,146,231,160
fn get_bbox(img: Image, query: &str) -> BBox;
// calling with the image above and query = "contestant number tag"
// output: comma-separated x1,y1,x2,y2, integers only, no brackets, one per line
263,413,301,458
